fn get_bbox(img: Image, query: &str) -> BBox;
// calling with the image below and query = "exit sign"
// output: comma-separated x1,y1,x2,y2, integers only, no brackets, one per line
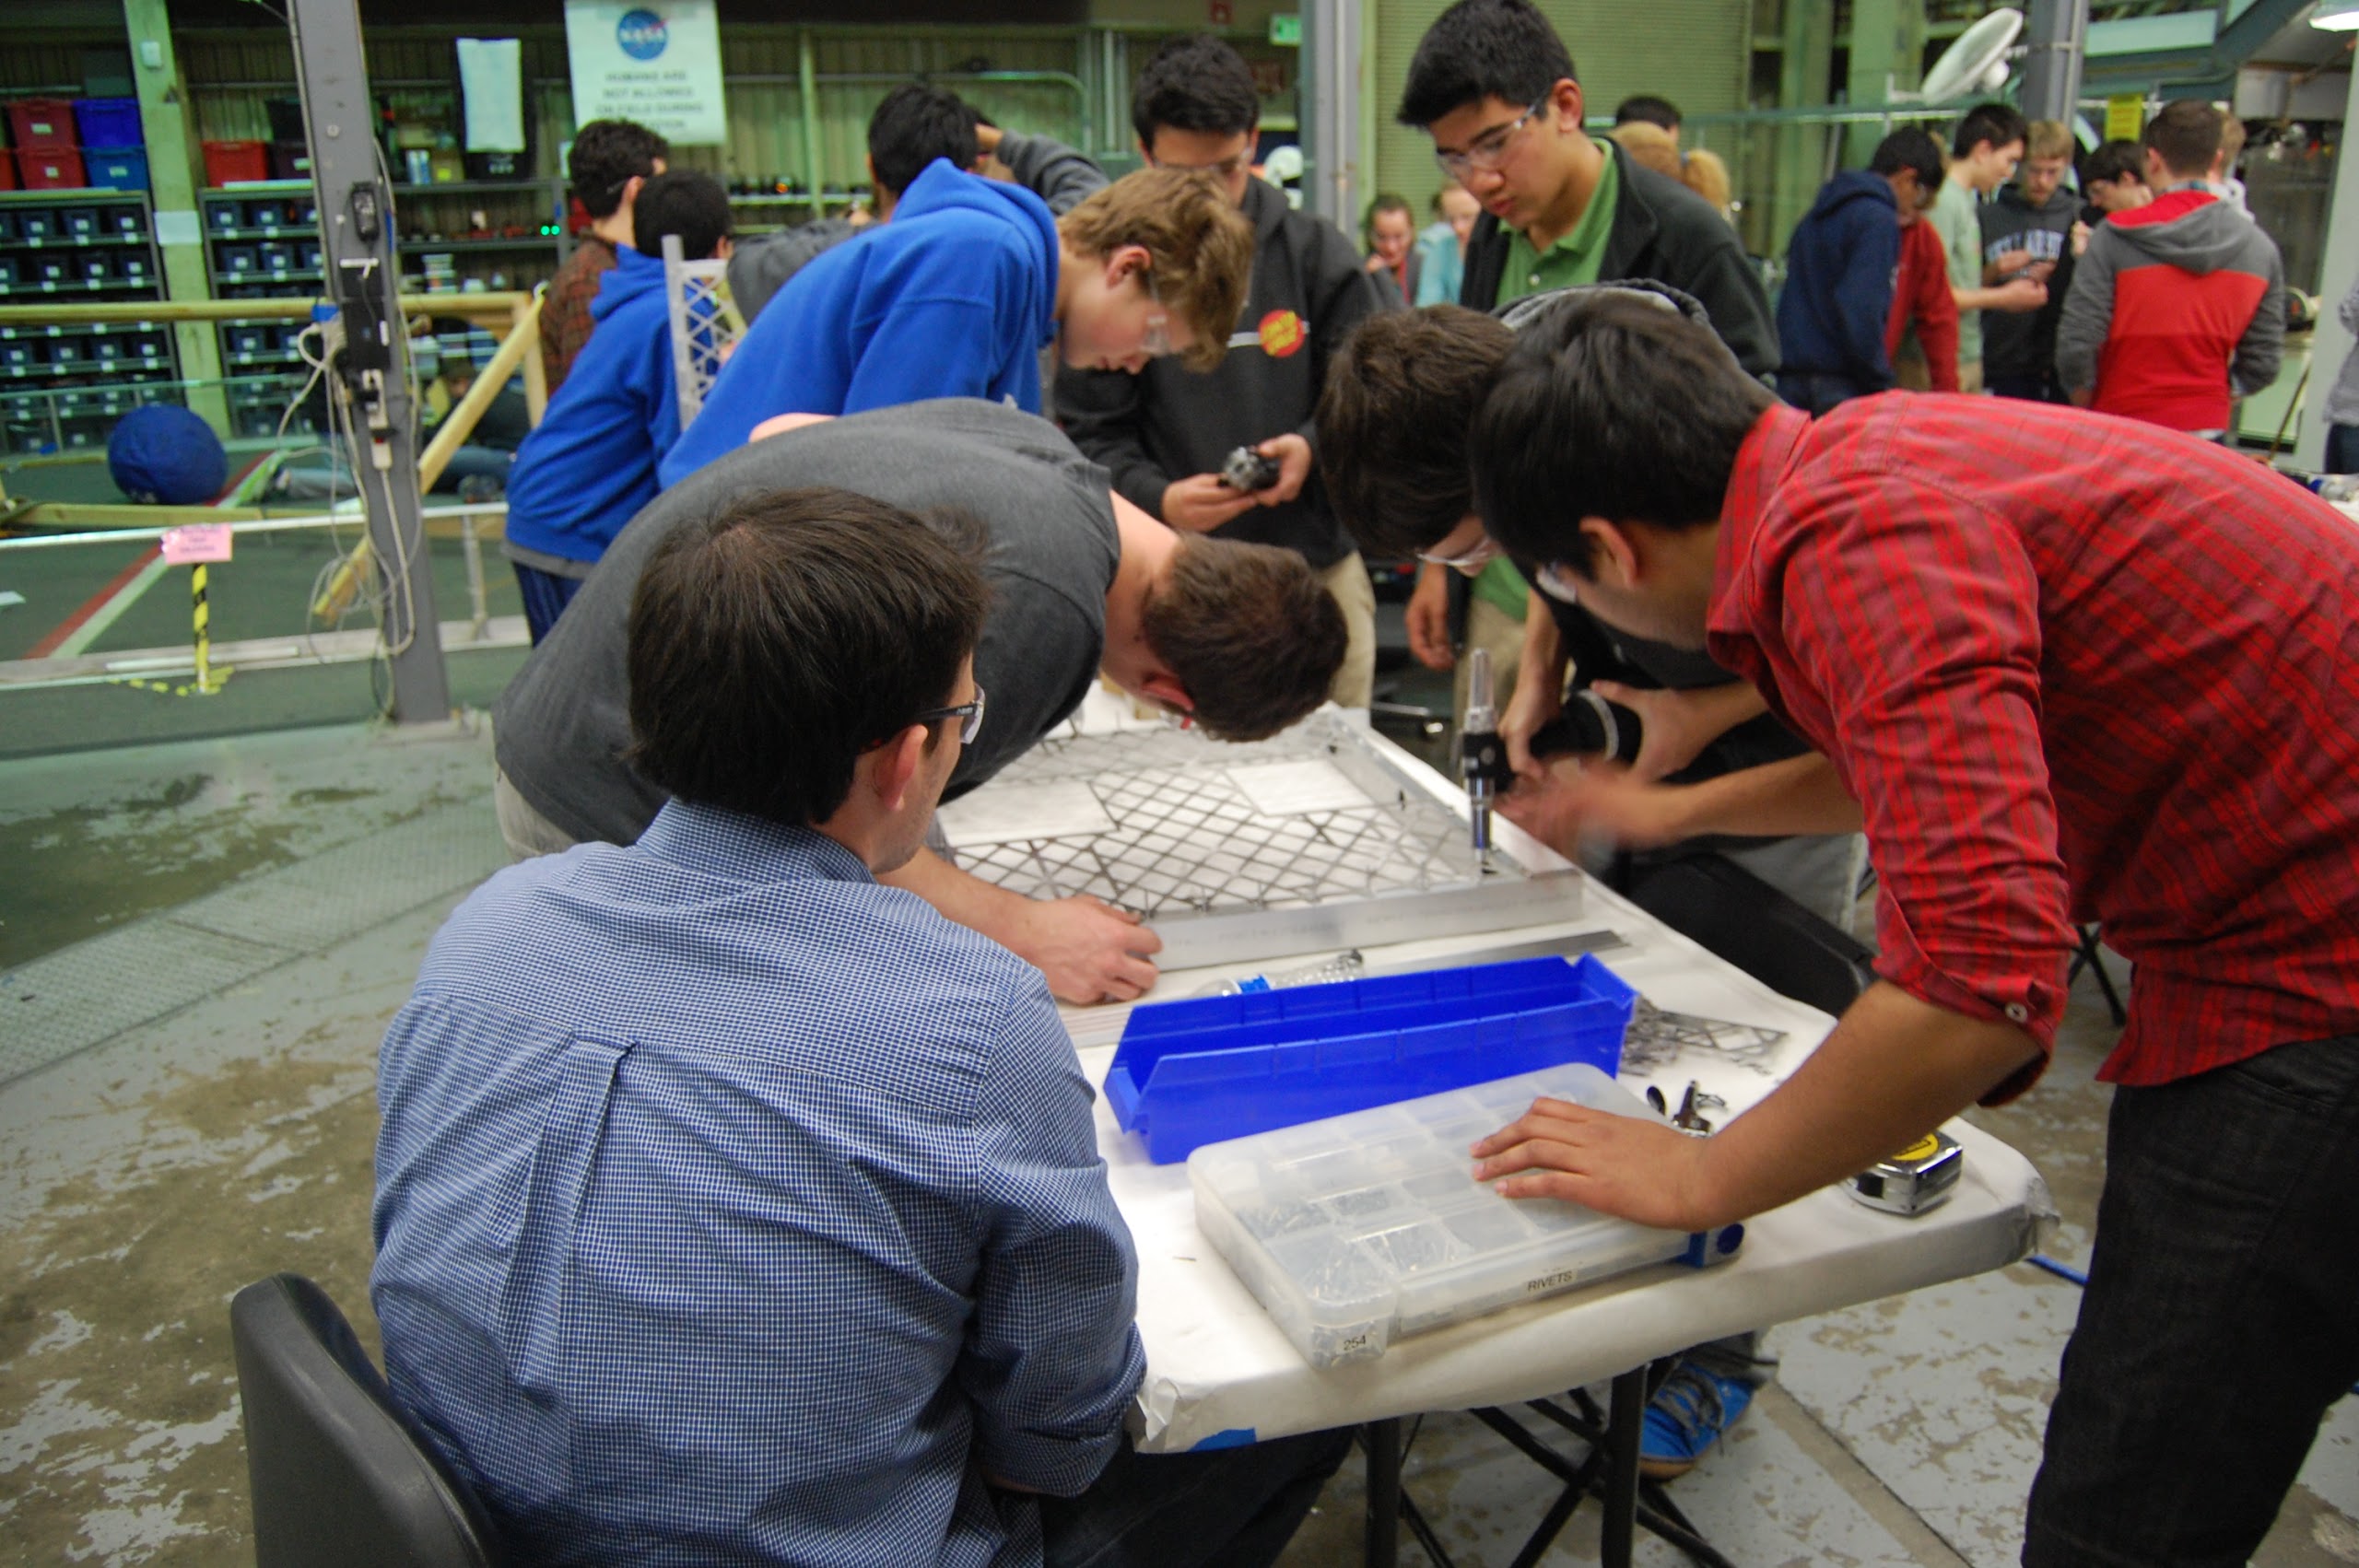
1270,13,1302,45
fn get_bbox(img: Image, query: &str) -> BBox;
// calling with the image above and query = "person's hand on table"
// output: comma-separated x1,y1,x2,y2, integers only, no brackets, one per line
1009,894,1163,1004
1405,563,1454,671
1252,433,1313,507
1472,1098,1723,1232
1161,474,1262,533
1498,761,1693,855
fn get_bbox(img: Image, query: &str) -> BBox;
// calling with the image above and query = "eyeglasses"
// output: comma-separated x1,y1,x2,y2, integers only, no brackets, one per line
1533,563,1582,604
1434,97,1551,181
1417,534,1500,571
1149,150,1251,181
910,684,988,745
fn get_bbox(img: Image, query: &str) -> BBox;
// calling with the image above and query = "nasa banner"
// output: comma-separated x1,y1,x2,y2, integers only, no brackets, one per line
565,1,728,146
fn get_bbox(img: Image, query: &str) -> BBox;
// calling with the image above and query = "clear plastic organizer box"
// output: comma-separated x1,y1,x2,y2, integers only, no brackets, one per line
1189,1063,1744,1367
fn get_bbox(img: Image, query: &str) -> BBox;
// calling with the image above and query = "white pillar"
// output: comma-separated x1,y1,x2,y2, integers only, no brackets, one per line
2295,65,2359,472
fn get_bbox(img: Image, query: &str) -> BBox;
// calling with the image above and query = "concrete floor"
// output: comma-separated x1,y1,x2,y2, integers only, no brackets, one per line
2,719,2355,1566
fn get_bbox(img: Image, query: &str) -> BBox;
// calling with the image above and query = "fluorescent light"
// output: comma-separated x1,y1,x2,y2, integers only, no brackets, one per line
2313,1,2359,29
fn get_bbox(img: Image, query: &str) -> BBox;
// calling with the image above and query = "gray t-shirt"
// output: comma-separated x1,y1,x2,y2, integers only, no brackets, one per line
493,398,1121,846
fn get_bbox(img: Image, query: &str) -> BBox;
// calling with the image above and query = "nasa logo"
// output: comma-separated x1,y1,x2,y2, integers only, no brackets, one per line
1257,310,1305,357
616,7,669,62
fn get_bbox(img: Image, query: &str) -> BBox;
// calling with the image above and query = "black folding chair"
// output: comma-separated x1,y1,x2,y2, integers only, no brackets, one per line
230,1273,504,1568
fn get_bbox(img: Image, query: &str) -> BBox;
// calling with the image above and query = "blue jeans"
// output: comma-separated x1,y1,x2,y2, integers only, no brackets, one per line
2327,422,2359,475
2022,1034,2359,1566
1037,1429,1352,1568
512,563,584,646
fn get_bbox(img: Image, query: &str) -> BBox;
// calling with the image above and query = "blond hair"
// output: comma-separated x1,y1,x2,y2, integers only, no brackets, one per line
1607,122,1683,180
2025,119,2074,162
1059,168,1254,372
1682,147,1732,219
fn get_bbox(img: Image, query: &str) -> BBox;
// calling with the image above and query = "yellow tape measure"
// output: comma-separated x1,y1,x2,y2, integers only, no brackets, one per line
1847,1129,1964,1216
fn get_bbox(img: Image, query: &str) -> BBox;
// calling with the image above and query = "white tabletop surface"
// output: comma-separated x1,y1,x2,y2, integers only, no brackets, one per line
1061,842,2057,1455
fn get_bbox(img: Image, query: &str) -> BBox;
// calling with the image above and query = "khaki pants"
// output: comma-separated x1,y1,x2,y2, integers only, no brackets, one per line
1320,552,1378,709
494,766,581,861
1895,351,1982,393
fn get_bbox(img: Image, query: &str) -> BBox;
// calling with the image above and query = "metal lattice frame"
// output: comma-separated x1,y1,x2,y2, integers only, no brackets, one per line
949,716,1494,919
661,234,744,429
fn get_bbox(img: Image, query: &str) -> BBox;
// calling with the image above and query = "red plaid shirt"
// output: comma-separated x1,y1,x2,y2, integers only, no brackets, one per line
1708,395,2359,1094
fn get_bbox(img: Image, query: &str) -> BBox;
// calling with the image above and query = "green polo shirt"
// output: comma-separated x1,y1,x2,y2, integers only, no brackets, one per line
1497,146,1621,300
1472,149,1623,620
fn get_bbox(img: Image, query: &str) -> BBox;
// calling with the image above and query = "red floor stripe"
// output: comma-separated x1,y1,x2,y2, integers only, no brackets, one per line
26,543,163,660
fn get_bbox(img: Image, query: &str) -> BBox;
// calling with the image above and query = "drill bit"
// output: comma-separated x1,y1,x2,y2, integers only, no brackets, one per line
1459,646,1509,859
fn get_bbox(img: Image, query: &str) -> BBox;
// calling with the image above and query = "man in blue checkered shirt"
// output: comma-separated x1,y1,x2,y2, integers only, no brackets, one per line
372,486,1344,1566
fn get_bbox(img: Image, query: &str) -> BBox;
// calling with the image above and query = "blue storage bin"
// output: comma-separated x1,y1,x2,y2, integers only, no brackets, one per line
86,148,148,193
74,99,144,149
1108,954,1637,1164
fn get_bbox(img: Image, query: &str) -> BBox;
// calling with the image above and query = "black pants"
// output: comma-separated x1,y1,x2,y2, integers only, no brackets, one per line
1038,1428,1354,1568
1778,371,1871,416
2022,1033,2359,1566
1989,370,2066,404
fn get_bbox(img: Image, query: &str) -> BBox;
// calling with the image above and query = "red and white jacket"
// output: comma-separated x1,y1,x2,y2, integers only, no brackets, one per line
2055,186,2283,432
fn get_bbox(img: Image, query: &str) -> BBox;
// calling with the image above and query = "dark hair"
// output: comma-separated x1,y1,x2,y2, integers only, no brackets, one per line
632,170,733,261
1364,193,1414,240
1469,293,1773,576
1614,95,1681,131
2144,99,2223,180
569,120,670,219
1132,34,1262,144
868,82,980,199
1141,536,1346,741
2083,137,2147,189
1952,101,2028,161
626,488,989,826
1318,306,1516,556
1397,0,1577,129
1870,126,1944,188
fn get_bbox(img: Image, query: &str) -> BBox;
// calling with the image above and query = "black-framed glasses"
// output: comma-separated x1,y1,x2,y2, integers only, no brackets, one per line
1434,97,1551,181
910,684,987,745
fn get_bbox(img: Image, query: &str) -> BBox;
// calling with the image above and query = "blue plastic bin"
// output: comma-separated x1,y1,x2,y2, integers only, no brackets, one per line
1108,954,1637,1164
74,99,144,149
86,148,149,193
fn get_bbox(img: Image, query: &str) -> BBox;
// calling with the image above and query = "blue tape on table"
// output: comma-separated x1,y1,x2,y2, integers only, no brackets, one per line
1109,954,1636,1164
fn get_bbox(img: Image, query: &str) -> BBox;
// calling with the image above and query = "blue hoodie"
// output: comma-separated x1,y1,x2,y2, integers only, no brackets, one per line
502,247,686,565
1775,170,1903,392
659,159,1060,487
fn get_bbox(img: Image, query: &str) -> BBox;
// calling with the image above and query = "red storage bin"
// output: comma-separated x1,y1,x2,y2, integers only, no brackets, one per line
0,153,16,193
8,98,79,150
17,148,88,191
202,140,269,186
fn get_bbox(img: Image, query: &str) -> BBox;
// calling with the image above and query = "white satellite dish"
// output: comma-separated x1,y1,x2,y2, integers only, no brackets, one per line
1915,8,2025,103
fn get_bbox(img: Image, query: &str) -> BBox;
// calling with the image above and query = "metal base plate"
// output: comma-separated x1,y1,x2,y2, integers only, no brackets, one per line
937,713,1583,969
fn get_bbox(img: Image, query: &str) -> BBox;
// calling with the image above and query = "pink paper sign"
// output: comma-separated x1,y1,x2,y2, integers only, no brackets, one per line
160,524,235,566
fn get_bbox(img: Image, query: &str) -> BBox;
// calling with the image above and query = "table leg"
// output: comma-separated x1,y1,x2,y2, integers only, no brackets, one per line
1601,1366,1647,1568
1363,1418,1402,1568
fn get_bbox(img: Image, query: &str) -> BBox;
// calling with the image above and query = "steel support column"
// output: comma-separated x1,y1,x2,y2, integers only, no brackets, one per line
1300,0,1362,236
2019,0,2091,130
1846,0,1927,166
124,0,229,435
288,0,450,724
1770,0,1837,261
2295,65,2359,472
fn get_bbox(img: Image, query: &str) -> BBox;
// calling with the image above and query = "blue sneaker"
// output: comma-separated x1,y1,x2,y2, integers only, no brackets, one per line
1637,1362,1755,1479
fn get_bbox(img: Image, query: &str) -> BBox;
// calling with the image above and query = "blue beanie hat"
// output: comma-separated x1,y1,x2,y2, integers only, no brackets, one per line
108,405,229,506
